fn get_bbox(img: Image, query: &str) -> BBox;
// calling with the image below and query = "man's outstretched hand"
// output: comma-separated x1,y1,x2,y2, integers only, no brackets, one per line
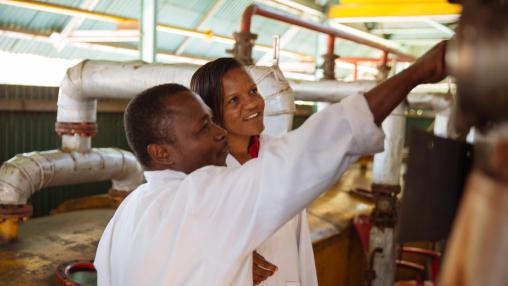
410,40,448,84
365,40,449,125
253,251,277,285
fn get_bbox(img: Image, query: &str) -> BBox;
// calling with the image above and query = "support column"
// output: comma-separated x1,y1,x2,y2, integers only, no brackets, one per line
140,0,157,63
368,102,406,286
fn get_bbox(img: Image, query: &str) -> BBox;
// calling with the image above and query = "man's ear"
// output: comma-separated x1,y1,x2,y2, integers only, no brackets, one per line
147,143,176,166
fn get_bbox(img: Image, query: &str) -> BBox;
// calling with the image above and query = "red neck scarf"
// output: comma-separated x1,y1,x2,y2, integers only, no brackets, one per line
248,135,260,158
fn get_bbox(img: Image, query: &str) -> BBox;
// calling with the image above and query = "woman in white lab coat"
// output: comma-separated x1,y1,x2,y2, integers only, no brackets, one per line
191,58,317,286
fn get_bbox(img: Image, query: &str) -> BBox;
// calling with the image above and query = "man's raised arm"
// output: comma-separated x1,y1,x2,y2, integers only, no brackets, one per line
365,41,448,125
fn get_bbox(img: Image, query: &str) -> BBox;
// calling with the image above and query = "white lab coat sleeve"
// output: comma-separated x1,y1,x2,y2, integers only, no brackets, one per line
188,94,384,257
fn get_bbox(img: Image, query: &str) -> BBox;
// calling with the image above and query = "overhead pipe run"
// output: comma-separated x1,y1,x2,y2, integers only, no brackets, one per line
233,4,416,72
55,60,294,135
290,80,453,111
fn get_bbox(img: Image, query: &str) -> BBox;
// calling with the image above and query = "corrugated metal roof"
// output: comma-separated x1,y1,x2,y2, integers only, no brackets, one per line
0,0,430,75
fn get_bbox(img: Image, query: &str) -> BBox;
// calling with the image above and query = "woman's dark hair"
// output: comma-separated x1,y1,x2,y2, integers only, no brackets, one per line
190,57,243,126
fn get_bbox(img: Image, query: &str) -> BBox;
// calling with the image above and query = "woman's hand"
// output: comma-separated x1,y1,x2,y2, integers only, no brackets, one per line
253,251,277,285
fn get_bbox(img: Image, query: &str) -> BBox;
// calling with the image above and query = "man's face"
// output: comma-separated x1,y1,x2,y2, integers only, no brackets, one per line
160,92,229,173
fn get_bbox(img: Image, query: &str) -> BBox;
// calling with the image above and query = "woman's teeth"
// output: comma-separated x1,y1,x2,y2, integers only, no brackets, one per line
245,113,259,120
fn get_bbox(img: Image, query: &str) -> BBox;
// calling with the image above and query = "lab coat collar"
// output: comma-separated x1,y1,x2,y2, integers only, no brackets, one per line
144,169,187,185
225,134,273,168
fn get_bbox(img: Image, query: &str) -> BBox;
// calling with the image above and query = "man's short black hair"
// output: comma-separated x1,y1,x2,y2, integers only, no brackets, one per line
124,83,189,168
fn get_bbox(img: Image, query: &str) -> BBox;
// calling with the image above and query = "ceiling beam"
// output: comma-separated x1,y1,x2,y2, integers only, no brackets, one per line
422,17,455,37
54,0,100,51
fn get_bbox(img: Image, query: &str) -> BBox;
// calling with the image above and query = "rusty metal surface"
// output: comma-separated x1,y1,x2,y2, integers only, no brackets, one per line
55,122,97,137
231,31,257,65
0,204,33,218
0,209,114,286
308,164,374,244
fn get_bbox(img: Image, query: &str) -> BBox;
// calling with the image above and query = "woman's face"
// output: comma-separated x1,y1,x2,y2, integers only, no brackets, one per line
221,67,265,137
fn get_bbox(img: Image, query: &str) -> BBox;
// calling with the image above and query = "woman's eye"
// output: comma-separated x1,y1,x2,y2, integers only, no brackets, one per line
228,96,239,104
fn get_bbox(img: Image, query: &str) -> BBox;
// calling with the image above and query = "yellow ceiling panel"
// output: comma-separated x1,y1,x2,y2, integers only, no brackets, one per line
329,1,462,18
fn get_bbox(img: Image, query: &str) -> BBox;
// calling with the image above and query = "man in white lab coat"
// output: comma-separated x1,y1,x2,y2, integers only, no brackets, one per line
95,42,447,285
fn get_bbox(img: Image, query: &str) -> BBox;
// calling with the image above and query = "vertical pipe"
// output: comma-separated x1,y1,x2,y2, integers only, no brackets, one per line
369,102,406,286
140,0,156,63
327,34,335,56
433,108,450,138
272,35,280,67
372,103,406,186
381,51,389,67
322,34,337,80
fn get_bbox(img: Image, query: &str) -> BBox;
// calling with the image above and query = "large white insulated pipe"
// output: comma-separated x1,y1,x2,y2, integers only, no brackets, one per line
57,60,295,136
0,149,143,205
290,80,452,111
56,61,199,124
246,65,295,137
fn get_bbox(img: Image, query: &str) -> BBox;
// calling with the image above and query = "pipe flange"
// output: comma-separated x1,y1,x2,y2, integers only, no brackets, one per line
0,204,33,219
55,122,97,137
231,31,258,65
321,53,339,80
55,260,96,286
370,184,400,228
108,189,132,207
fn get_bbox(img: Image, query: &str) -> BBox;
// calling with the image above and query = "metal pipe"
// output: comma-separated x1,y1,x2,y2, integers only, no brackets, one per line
56,60,199,126
289,79,453,111
369,103,406,286
0,148,143,205
327,35,335,57
372,103,406,186
240,4,416,61
337,57,414,64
